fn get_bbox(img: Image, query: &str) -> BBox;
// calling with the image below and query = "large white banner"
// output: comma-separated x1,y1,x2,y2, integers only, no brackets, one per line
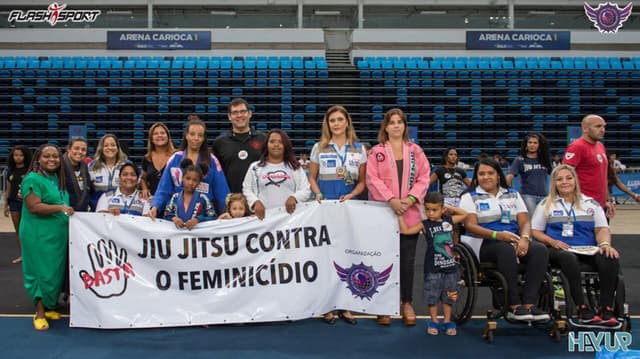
69,201,400,329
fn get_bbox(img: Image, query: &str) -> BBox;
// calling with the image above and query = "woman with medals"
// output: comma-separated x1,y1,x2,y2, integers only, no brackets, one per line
532,164,620,326
148,119,229,219
96,162,150,216
163,159,215,229
308,105,367,325
88,134,128,211
20,144,74,331
460,158,550,322
242,129,310,220
140,122,176,200
366,108,430,326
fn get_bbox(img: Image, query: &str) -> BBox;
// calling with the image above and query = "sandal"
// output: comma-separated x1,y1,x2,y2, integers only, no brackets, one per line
401,302,417,326
45,310,61,320
339,311,357,325
11,256,22,264
33,315,49,331
323,312,337,325
443,321,457,336
427,320,439,335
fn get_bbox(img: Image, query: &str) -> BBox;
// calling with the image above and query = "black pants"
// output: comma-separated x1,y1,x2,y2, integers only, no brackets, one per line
548,246,619,308
480,240,549,306
400,233,418,303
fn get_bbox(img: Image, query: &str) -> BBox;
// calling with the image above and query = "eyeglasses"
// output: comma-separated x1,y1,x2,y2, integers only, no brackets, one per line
229,109,249,116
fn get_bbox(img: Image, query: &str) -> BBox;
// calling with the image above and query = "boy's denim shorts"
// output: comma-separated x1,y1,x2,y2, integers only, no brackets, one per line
423,271,459,305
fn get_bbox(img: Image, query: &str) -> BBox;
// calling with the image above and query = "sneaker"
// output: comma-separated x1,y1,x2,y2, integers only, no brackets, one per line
577,304,601,324
507,307,533,321
600,306,619,327
528,306,550,321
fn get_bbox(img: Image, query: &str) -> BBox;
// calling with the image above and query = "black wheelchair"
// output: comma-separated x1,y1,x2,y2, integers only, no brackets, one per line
548,263,631,338
451,241,556,343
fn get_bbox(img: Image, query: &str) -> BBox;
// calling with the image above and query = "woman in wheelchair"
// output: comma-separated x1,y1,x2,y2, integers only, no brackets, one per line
460,158,550,322
531,164,620,326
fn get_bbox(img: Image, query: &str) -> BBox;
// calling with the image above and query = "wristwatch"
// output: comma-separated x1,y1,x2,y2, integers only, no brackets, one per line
522,234,532,242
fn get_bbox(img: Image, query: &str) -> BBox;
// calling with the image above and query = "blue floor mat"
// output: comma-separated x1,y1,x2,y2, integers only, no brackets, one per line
2,316,638,358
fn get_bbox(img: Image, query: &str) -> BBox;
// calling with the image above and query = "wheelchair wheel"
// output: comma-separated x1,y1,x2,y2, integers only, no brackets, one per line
452,243,478,325
584,273,600,313
537,272,554,316
485,269,509,320
556,270,576,320
614,274,627,318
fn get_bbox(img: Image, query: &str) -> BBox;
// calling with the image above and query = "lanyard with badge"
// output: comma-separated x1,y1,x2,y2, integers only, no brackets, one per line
559,200,576,237
330,144,354,185
106,166,116,192
120,190,138,214
498,203,511,224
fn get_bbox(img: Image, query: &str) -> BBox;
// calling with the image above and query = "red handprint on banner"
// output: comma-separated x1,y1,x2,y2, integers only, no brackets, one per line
79,239,135,299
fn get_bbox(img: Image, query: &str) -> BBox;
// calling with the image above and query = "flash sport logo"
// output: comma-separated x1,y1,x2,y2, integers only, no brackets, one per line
7,2,101,27
334,261,393,300
584,2,633,33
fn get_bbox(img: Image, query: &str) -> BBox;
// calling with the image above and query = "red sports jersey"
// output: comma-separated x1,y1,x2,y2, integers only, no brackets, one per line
563,137,608,207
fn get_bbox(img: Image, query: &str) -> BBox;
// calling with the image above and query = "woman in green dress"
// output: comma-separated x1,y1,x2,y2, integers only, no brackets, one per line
20,144,75,331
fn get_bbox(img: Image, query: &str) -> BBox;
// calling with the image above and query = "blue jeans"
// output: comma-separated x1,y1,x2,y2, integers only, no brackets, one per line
522,194,546,217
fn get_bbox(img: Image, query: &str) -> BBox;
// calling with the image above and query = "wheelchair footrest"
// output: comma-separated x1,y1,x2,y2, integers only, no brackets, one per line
568,318,623,330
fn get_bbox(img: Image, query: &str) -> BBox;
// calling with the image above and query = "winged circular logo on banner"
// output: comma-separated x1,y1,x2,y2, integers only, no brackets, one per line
334,261,393,300
584,2,633,33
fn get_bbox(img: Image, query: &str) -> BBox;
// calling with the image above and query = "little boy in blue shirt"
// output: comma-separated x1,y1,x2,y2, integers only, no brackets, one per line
400,192,467,335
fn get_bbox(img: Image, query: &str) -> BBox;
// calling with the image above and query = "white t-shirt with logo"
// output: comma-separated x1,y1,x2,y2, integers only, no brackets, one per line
243,159,311,212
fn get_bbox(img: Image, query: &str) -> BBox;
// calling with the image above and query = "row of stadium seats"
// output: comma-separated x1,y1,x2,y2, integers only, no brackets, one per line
1,56,639,166
1,69,328,78
355,56,640,70
0,56,328,70
4,56,640,70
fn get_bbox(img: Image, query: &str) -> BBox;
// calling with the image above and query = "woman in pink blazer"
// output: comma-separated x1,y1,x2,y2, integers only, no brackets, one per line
366,108,430,326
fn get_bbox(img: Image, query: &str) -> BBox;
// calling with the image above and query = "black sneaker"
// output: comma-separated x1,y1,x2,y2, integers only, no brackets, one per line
577,304,601,324
600,306,619,327
507,307,533,321
528,306,550,321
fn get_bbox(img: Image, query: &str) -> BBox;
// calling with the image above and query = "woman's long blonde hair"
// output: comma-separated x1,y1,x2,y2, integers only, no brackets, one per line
543,164,583,216
318,105,358,149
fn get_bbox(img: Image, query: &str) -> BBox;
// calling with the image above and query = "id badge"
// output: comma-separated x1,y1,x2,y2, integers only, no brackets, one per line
500,210,511,224
562,222,574,237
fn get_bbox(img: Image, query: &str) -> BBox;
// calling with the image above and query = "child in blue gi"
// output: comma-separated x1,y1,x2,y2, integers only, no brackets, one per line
164,159,215,230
